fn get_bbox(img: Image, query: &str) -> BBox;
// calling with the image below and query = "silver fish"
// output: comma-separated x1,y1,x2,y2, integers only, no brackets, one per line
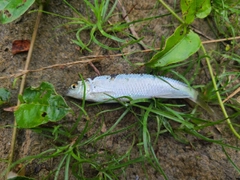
66,74,199,103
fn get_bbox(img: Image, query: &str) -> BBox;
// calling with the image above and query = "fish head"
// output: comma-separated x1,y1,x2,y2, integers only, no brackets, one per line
66,81,86,99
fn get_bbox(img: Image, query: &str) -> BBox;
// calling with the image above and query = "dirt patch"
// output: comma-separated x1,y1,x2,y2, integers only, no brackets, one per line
0,0,239,179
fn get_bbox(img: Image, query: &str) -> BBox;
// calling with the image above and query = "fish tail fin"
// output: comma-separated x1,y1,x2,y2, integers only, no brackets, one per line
190,89,215,115
190,90,215,115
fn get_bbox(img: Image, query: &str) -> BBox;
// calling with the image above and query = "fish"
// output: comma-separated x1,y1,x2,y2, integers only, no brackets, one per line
66,74,199,103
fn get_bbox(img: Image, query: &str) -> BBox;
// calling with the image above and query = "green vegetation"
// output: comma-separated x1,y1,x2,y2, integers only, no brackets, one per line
15,82,71,128
0,0,240,179
42,0,143,52
0,0,35,24
0,88,10,105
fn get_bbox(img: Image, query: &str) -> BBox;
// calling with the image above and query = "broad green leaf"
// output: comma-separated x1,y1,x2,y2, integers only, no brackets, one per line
0,0,35,24
14,82,72,128
0,88,10,105
196,0,212,18
8,175,34,180
181,0,212,24
146,25,201,68
181,0,196,24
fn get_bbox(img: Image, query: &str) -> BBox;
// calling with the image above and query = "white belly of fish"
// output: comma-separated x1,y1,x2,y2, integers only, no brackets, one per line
66,74,198,103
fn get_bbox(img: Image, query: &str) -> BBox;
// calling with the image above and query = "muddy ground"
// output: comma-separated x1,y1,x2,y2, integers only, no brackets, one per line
0,0,240,179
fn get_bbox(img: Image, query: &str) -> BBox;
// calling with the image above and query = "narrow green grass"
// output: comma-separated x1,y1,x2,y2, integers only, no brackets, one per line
2,0,240,179
39,0,145,52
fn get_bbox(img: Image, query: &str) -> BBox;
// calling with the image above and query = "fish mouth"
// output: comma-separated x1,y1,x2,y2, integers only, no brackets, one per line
65,89,72,97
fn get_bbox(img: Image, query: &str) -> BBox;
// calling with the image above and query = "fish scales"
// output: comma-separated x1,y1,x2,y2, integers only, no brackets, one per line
91,75,182,98
66,74,198,103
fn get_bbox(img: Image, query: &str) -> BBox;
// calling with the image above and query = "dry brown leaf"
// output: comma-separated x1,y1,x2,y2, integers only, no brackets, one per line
3,106,18,112
101,122,107,133
12,40,30,55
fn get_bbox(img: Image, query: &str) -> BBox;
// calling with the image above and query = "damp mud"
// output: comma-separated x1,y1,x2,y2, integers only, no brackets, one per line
0,0,239,179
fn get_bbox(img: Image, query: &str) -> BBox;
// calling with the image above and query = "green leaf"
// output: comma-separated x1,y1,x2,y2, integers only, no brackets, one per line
0,88,10,105
196,0,212,18
97,22,126,43
0,0,35,24
181,0,196,24
146,25,201,68
14,82,72,128
181,0,212,24
8,175,34,180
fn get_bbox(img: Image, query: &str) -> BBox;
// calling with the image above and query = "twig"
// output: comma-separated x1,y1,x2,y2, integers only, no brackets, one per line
88,41,106,76
158,0,240,139
202,36,240,44
0,57,106,80
89,62,101,75
223,87,240,103
6,4,43,178
117,0,148,50
1,33,240,80
191,27,213,40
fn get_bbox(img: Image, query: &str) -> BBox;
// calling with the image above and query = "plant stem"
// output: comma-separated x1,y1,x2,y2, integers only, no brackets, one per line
6,3,43,179
159,0,240,139
200,44,240,139
158,0,185,24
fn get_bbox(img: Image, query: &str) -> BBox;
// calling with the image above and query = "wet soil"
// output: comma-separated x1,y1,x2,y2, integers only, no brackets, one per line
0,0,240,179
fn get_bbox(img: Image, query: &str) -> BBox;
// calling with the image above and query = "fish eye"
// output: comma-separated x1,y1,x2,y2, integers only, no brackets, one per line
70,84,77,89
